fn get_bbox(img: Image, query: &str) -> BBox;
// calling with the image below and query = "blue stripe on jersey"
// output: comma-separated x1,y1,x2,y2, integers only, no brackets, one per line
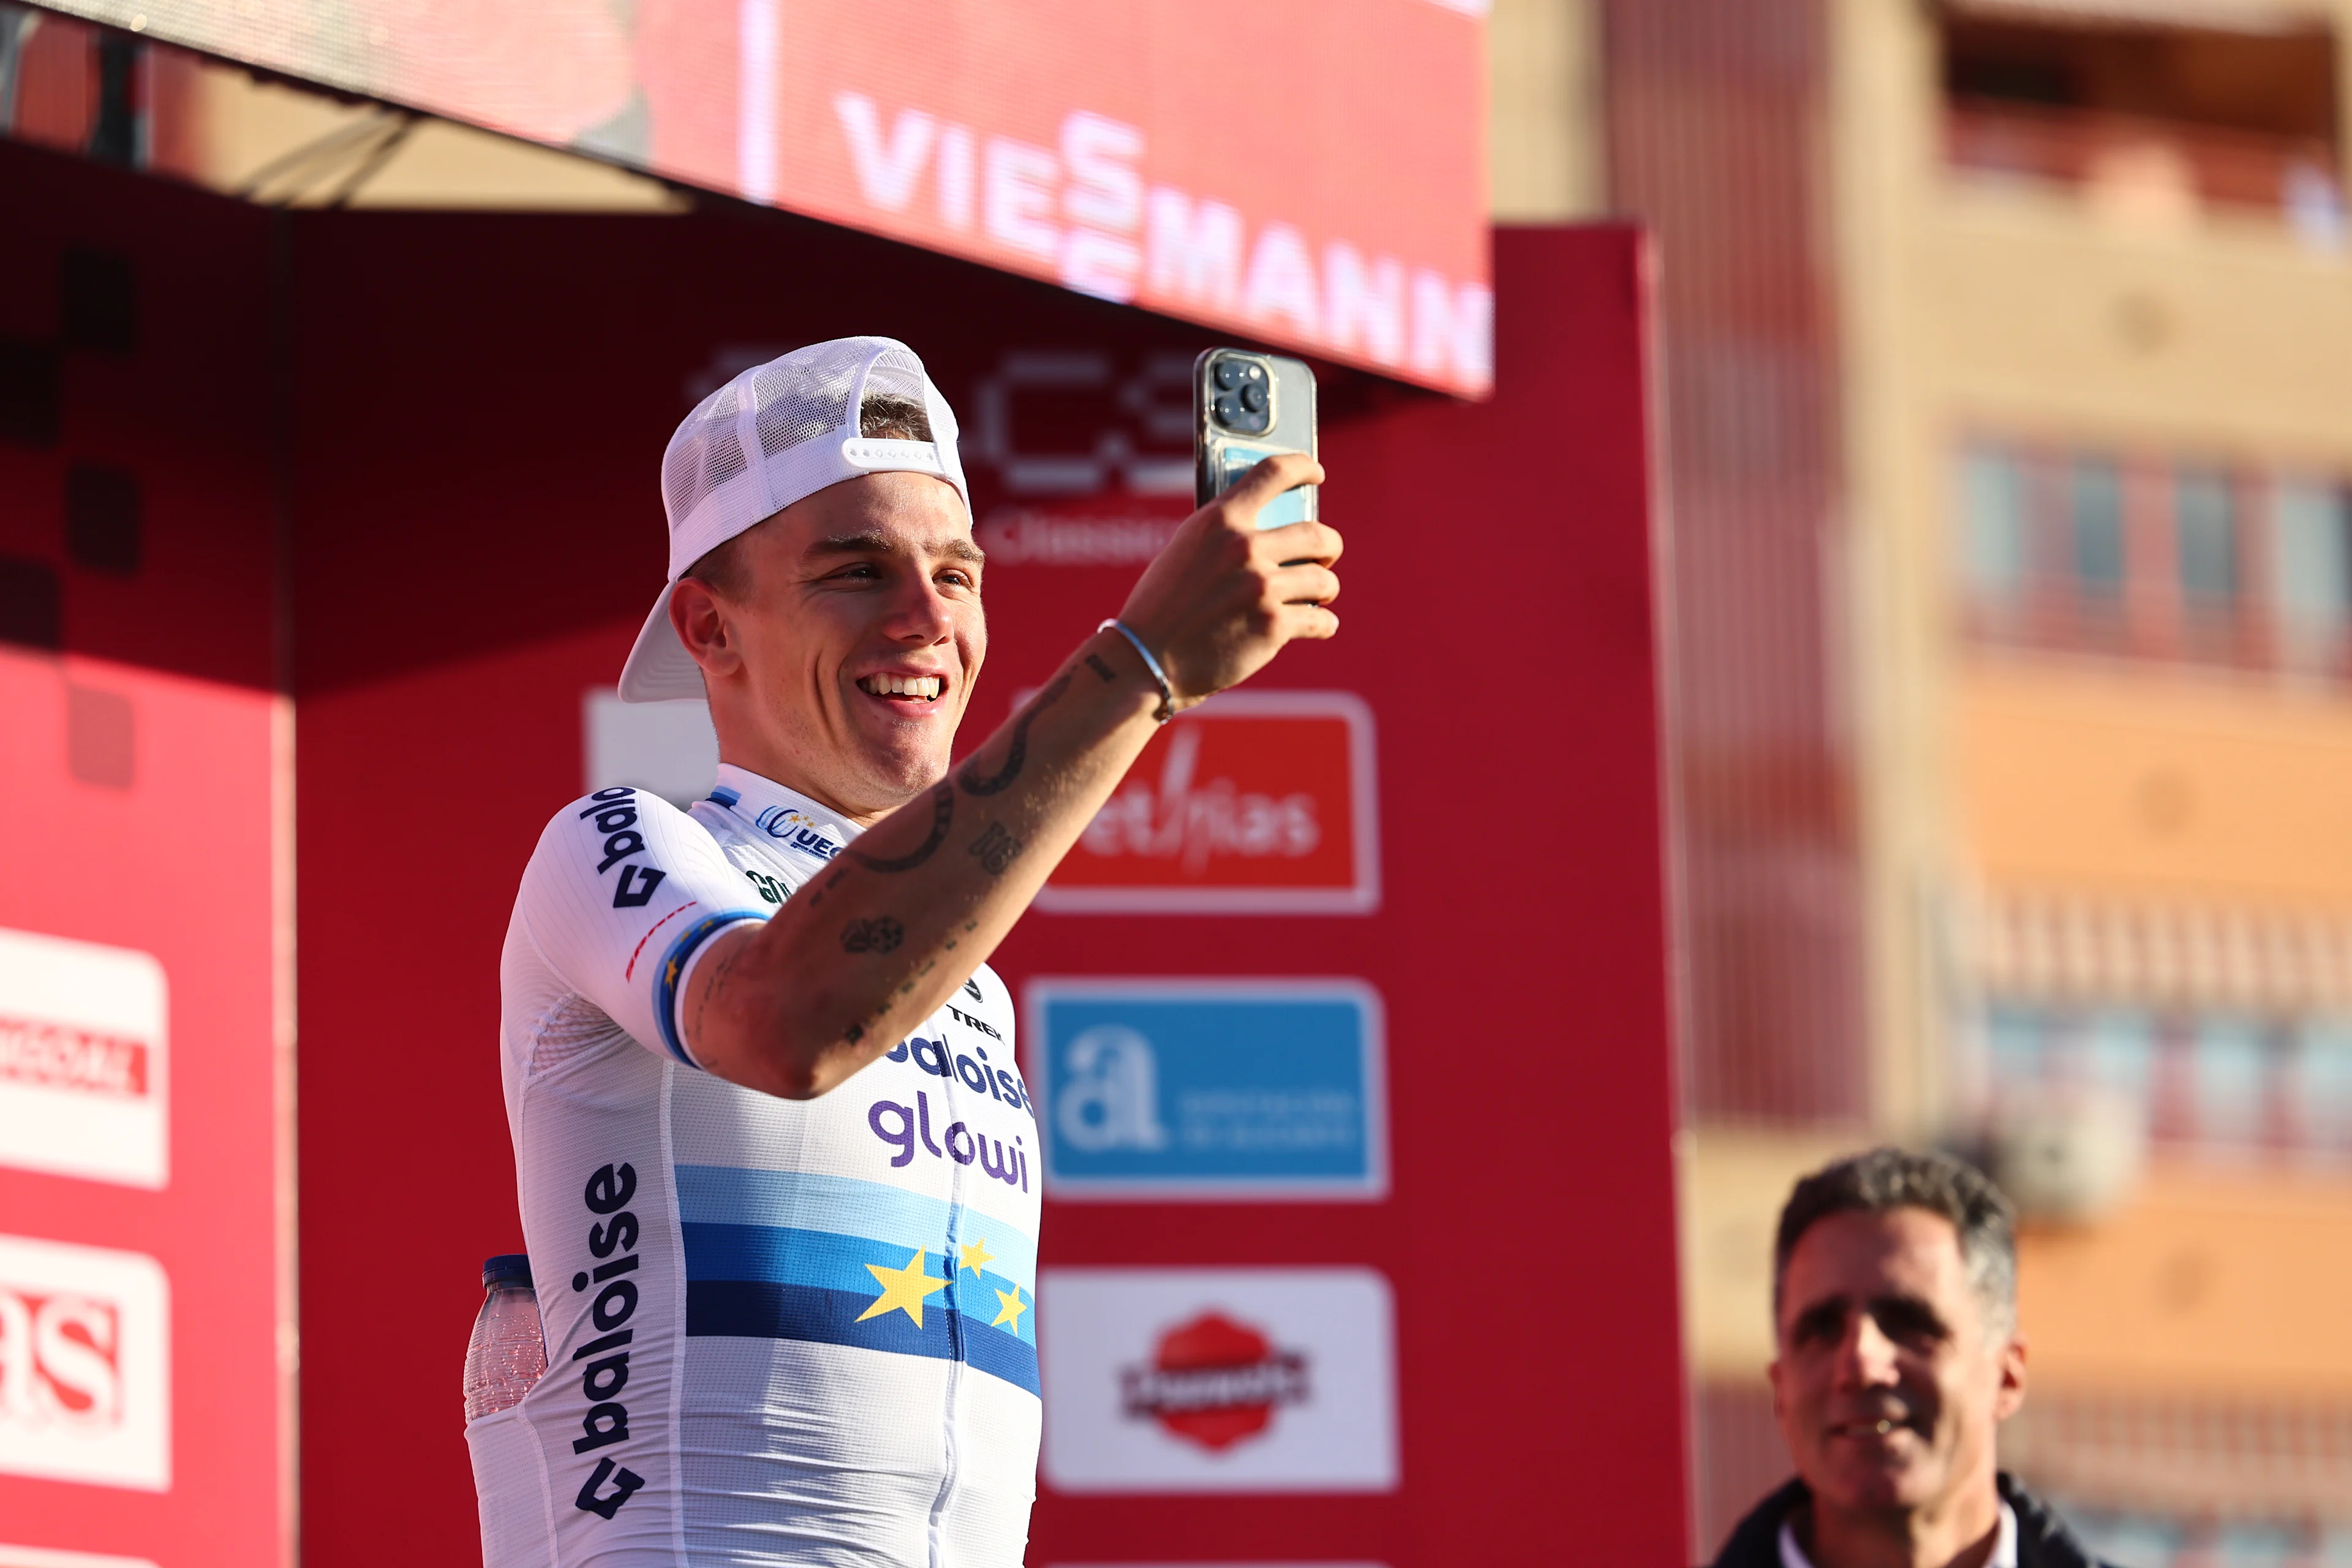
674,1164,1036,1288
685,1280,1041,1396
681,1221,1035,1344
707,786,741,808
652,911,768,1066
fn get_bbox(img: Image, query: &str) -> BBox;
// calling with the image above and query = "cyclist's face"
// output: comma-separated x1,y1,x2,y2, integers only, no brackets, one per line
709,472,984,821
1767,1207,2024,1524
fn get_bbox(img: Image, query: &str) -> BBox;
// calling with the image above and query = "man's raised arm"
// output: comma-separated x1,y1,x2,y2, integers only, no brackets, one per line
683,451,1338,1098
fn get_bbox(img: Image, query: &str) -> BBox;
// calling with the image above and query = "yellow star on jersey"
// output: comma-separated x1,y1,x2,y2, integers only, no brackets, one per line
958,1237,997,1276
990,1286,1028,1332
856,1247,950,1328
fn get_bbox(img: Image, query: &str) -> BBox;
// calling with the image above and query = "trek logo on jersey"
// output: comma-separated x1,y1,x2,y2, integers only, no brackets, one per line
1039,690,1379,914
581,788,668,910
753,806,843,862
0,927,168,1189
567,1161,647,1520
0,1234,170,1491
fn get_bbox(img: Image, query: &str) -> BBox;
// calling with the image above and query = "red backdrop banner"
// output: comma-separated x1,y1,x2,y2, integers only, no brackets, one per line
0,129,1681,1564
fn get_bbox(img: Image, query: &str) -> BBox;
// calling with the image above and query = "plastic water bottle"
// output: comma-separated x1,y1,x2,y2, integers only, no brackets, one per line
463,1254,546,1422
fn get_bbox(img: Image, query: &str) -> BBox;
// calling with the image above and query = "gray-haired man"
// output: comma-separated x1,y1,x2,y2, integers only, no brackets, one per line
1709,1148,2113,1568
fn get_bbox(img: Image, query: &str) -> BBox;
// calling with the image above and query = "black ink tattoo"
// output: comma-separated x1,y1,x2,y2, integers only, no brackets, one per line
845,1022,865,1044
848,783,954,873
958,671,1071,797
1084,653,1117,684
968,821,1023,876
840,916,905,954
689,945,738,1054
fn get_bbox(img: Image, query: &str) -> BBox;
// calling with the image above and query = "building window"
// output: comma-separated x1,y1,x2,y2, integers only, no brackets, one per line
1979,1002,2352,1161
2068,457,2127,603
1959,445,2030,612
1956,440,2352,679
2174,468,2237,609
2271,478,2351,665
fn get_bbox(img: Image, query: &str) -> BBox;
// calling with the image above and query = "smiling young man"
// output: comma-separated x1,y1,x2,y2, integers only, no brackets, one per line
470,338,1338,1566
1709,1148,2113,1568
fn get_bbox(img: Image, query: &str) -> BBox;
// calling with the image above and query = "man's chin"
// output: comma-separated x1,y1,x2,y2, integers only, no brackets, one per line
1812,1452,1935,1515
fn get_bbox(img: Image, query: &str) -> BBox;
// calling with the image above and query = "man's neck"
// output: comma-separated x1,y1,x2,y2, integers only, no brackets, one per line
714,750,898,829
1798,1485,2005,1568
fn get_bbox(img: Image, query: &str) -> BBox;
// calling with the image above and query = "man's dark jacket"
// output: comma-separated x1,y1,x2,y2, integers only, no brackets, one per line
1707,1473,2114,1568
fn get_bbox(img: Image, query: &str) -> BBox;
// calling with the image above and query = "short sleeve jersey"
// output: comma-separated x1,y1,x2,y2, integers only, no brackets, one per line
470,763,1041,1568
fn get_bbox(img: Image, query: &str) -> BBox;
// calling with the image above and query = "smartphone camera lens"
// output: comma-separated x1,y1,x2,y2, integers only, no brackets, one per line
1209,355,1273,432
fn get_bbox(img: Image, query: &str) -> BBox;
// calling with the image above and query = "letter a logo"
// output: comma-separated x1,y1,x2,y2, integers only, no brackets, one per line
1055,1025,1170,1153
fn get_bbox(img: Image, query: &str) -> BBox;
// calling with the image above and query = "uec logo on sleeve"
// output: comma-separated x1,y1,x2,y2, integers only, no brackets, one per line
1026,980,1385,1200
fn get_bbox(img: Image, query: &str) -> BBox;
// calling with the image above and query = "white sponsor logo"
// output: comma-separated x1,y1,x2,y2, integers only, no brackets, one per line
0,1234,170,1491
0,1544,162,1568
1039,1267,1396,1493
832,94,1493,393
0,929,167,1189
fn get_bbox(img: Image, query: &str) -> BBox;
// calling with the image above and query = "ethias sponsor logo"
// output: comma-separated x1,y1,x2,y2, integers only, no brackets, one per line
1041,691,1378,914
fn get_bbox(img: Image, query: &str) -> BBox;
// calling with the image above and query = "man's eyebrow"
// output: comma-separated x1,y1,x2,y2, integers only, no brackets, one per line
804,531,986,567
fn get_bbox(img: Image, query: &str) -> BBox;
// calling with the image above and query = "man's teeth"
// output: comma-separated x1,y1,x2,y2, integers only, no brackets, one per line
861,674,942,699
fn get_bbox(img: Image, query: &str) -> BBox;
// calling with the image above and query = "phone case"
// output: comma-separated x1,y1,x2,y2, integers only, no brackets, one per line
1193,348,1318,529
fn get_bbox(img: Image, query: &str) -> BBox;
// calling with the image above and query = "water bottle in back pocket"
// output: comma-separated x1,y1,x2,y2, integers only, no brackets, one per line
462,1253,546,1423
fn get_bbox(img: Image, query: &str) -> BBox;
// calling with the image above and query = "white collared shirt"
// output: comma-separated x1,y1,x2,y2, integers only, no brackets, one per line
1779,1503,2018,1568
473,764,1039,1567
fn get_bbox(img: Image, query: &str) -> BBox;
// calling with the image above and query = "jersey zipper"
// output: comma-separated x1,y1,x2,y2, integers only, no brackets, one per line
927,1068,967,1568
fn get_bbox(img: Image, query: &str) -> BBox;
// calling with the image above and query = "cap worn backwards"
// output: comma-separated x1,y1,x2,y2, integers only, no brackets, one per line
617,336,970,704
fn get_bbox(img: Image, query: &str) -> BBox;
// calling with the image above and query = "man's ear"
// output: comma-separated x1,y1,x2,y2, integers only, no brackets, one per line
1992,1332,2027,1423
670,577,743,681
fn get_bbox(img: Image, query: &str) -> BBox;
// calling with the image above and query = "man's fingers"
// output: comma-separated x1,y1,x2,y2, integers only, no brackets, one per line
1270,564,1341,607
1281,602,1341,641
1256,517,1343,567
1218,451,1325,523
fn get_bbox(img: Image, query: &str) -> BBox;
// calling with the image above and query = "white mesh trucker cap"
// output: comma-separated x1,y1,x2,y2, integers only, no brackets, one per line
617,336,970,702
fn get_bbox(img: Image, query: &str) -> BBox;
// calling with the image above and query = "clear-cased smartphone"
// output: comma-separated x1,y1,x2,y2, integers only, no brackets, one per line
1194,347,1317,530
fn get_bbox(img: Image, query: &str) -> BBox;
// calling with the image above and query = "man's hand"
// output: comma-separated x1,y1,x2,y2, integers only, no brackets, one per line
1115,452,1341,709
683,451,1341,1099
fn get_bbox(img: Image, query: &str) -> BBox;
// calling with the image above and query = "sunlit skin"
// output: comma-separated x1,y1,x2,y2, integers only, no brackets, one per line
1768,1208,2029,1568
661,451,1338,1099
668,470,983,826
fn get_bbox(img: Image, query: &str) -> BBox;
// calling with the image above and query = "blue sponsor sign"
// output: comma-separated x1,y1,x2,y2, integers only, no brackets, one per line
1026,979,1386,1200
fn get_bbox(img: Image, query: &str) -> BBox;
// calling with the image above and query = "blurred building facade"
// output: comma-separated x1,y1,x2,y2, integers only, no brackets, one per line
1493,0,2352,1559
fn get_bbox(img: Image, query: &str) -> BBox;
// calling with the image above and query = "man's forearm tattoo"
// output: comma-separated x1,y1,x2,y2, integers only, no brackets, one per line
1084,653,1116,683
848,782,954,873
840,916,905,954
957,671,1071,797
968,821,1023,876
688,943,739,1052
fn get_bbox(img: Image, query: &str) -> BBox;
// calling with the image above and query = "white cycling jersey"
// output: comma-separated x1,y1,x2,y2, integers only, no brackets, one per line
470,763,1041,1568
